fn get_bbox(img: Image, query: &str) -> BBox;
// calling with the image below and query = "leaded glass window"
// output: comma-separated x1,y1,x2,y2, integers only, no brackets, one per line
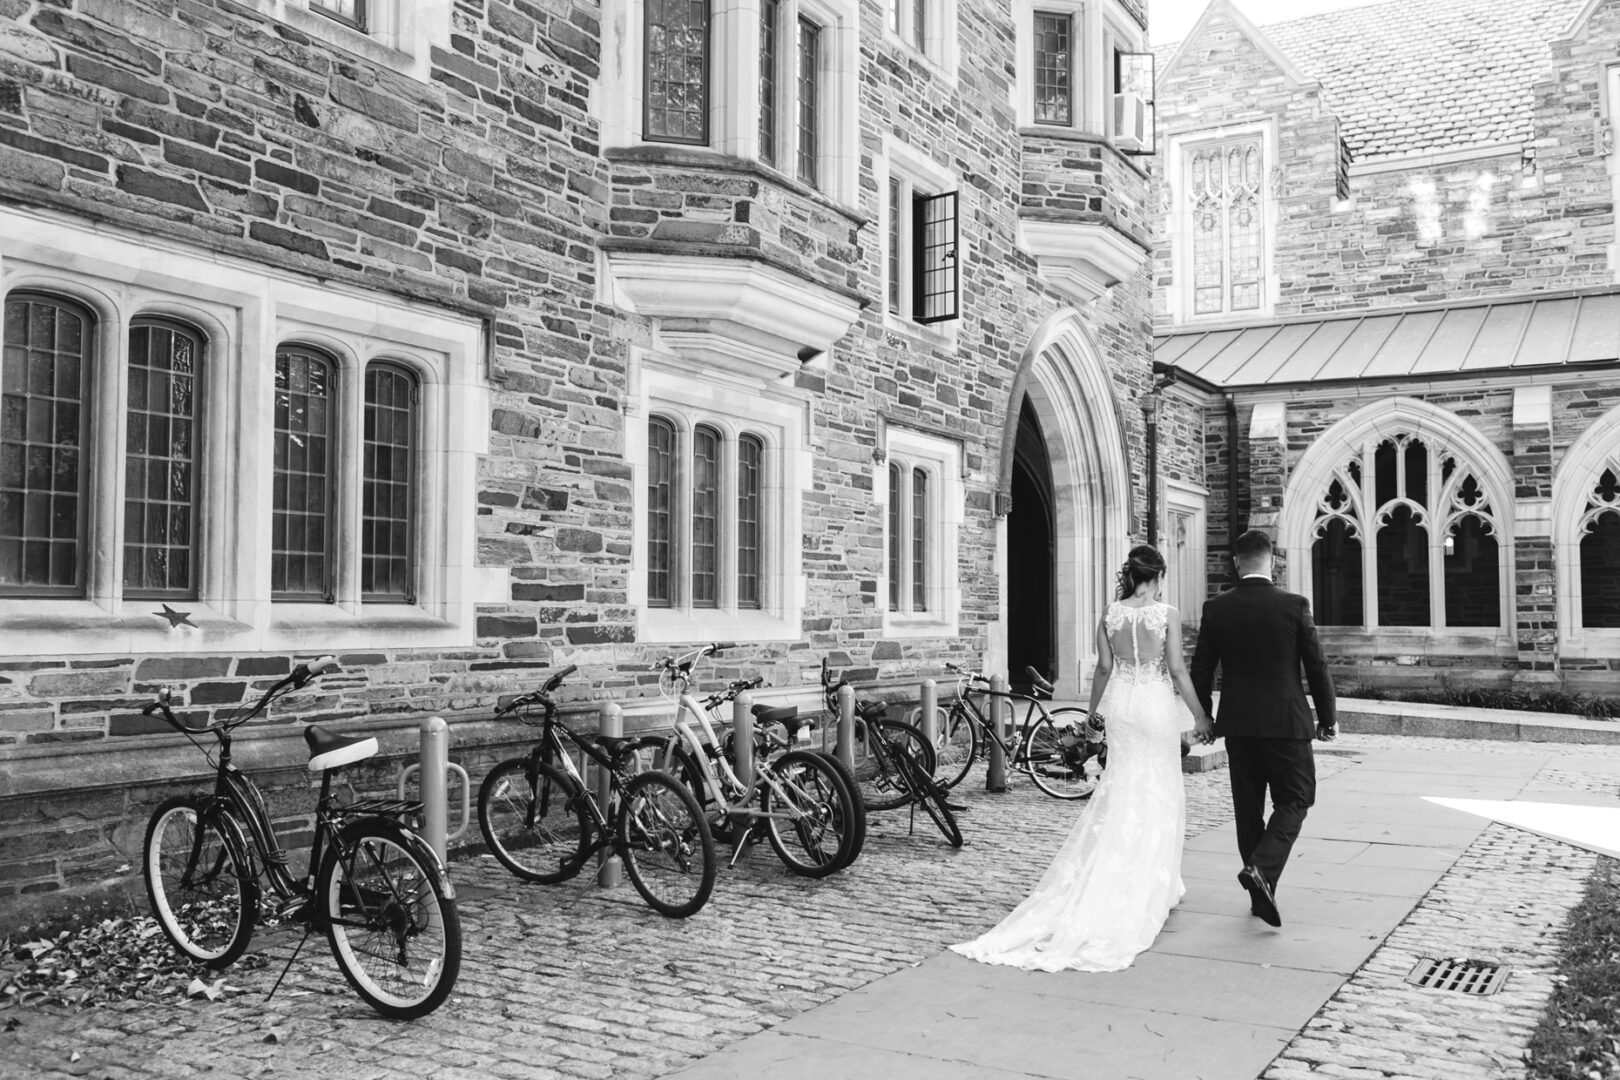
887,178,903,316
738,434,762,609
1308,434,1503,629
362,362,416,603
797,17,820,188
1580,464,1620,628
272,347,335,601
692,424,719,607
124,320,200,597
911,467,928,611
914,190,959,324
887,462,901,612
1,294,89,595
311,0,366,30
912,0,925,48
646,0,710,145
1033,12,1072,126
647,416,675,608
760,0,779,168
1189,139,1263,317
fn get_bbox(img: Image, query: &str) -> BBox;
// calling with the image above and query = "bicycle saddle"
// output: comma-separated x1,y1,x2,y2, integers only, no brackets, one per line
594,733,656,760
1025,668,1056,695
752,703,810,741
304,725,379,773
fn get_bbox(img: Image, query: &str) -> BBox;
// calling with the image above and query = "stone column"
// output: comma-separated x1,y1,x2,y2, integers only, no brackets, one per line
1247,401,1289,576
1510,386,1559,685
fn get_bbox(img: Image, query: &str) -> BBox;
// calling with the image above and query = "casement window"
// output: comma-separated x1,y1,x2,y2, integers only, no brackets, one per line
0,206,493,656
644,417,764,611
1306,435,1504,630
887,0,956,68
645,0,711,144
631,357,806,641
239,0,448,80
881,425,961,636
1032,12,1075,126
884,172,960,326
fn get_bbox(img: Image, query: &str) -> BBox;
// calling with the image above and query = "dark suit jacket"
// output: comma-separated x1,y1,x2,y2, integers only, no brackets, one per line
1190,577,1337,740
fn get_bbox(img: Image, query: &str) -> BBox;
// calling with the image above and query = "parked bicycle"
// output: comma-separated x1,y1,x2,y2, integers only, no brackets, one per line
477,665,717,918
927,663,1104,800
820,660,961,847
141,657,460,1020
654,643,864,877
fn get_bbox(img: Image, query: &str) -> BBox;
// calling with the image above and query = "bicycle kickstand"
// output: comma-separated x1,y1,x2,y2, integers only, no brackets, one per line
265,925,314,1004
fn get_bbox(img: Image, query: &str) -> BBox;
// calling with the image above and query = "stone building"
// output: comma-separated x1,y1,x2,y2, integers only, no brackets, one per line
0,0,1158,917
1152,0,1620,695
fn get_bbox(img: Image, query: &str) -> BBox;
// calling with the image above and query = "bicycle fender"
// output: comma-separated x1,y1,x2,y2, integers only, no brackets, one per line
340,817,457,902
197,800,264,912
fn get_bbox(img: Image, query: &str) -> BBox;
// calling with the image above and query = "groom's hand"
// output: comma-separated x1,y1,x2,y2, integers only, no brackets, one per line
1315,721,1337,742
1193,715,1216,746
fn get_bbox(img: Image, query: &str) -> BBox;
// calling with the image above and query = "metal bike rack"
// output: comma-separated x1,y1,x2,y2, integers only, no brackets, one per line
986,675,1009,792
733,691,755,787
597,702,623,887
836,683,855,771
398,715,470,860
919,678,938,745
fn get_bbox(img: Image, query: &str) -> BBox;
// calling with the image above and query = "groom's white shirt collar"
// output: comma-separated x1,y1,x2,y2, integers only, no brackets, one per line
1241,573,1273,580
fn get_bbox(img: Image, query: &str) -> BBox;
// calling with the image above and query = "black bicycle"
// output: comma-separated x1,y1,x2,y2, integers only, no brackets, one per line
141,658,460,1020
478,665,718,918
821,661,961,847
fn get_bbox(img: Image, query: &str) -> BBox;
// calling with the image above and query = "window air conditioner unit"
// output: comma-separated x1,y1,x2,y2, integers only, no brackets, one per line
1113,91,1148,152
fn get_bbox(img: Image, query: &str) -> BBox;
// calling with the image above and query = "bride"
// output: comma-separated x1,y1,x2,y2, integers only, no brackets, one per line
950,544,1216,972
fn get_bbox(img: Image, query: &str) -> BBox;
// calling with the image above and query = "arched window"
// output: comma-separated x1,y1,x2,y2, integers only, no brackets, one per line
1580,464,1620,629
1,293,92,596
124,319,203,599
1307,433,1501,628
646,415,675,608
272,346,337,601
737,433,762,609
361,362,417,603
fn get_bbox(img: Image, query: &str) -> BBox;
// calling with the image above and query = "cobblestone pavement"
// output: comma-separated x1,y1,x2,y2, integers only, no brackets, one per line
3,734,1618,1080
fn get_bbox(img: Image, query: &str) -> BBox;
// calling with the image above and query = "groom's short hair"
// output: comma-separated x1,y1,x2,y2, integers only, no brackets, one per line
1234,530,1274,566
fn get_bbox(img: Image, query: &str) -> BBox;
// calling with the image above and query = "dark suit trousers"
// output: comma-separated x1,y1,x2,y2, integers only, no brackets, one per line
1224,736,1316,890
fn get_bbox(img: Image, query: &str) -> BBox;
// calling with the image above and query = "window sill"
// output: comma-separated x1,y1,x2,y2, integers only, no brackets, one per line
884,612,960,639
882,31,957,87
1017,127,1152,181
881,310,959,350
1316,627,1516,658
1557,632,1620,661
241,2,429,80
605,145,867,225
642,608,802,644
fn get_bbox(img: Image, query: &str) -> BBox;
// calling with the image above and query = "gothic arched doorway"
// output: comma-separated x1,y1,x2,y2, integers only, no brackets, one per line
1009,399,1057,691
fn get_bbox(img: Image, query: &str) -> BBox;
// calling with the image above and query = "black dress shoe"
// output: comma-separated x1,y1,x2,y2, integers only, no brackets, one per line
1238,865,1281,927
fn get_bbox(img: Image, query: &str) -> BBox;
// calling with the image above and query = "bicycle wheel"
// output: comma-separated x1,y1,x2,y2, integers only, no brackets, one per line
320,821,461,1020
932,703,979,791
1024,709,1099,800
143,796,258,968
896,750,963,848
616,771,717,918
761,749,857,877
852,720,935,812
477,757,592,883
810,750,867,869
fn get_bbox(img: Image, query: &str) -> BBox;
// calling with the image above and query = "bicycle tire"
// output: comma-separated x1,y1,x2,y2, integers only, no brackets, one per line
932,703,979,791
809,750,867,869
761,749,857,877
853,719,936,812
477,757,592,883
616,770,717,918
143,796,258,968
319,820,461,1020
896,749,963,847
1025,709,1100,800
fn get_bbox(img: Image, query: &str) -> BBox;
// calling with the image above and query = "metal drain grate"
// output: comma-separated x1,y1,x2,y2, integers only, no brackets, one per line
1404,957,1510,995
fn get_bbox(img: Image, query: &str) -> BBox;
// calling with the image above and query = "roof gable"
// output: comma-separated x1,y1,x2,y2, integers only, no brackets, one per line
1159,0,1312,90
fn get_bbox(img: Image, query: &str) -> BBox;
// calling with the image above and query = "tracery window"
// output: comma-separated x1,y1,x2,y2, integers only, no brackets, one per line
1579,461,1620,629
1188,138,1264,318
125,320,202,598
1309,435,1502,629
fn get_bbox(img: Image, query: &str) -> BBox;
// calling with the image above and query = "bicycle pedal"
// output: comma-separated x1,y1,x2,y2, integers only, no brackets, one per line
942,802,969,813
274,895,311,922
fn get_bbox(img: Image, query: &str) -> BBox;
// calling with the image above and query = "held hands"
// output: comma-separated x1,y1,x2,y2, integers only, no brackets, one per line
1192,713,1217,746
1315,721,1338,742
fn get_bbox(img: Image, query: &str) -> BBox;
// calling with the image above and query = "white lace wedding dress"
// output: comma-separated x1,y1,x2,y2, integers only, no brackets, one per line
950,600,1187,972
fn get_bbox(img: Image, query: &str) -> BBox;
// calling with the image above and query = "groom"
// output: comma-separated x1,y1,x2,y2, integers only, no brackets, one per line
1190,529,1337,928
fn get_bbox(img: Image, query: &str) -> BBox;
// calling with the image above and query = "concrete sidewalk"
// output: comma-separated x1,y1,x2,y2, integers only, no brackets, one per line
665,746,1616,1080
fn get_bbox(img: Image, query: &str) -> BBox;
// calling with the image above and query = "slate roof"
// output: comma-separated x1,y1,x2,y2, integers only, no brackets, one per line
1166,0,1588,161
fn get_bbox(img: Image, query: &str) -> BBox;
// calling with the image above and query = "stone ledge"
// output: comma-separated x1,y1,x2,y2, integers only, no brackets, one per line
1338,696,1620,743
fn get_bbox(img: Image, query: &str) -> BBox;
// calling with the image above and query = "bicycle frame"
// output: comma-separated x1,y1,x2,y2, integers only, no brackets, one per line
948,679,1056,768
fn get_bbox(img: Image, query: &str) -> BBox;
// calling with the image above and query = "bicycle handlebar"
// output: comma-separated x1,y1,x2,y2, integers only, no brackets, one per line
140,655,342,734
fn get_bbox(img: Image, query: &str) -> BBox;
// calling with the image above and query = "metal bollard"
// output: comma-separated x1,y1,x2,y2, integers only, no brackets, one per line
986,675,1008,792
420,716,449,859
597,702,622,888
732,692,755,788
920,678,938,747
836,684,856,771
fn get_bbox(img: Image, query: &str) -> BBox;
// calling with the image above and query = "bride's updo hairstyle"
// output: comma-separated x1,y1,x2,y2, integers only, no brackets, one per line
1117,544,1168,600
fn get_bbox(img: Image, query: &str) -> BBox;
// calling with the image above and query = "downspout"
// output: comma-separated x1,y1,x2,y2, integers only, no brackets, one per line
1142,375,1176,546
1225,392,1239,585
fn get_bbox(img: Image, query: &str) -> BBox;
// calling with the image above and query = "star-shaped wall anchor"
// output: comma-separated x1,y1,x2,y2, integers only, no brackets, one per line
154,604,196,629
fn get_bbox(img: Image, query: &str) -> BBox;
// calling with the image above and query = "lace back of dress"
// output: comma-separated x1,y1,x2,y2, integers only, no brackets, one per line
1105,601,1169,671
